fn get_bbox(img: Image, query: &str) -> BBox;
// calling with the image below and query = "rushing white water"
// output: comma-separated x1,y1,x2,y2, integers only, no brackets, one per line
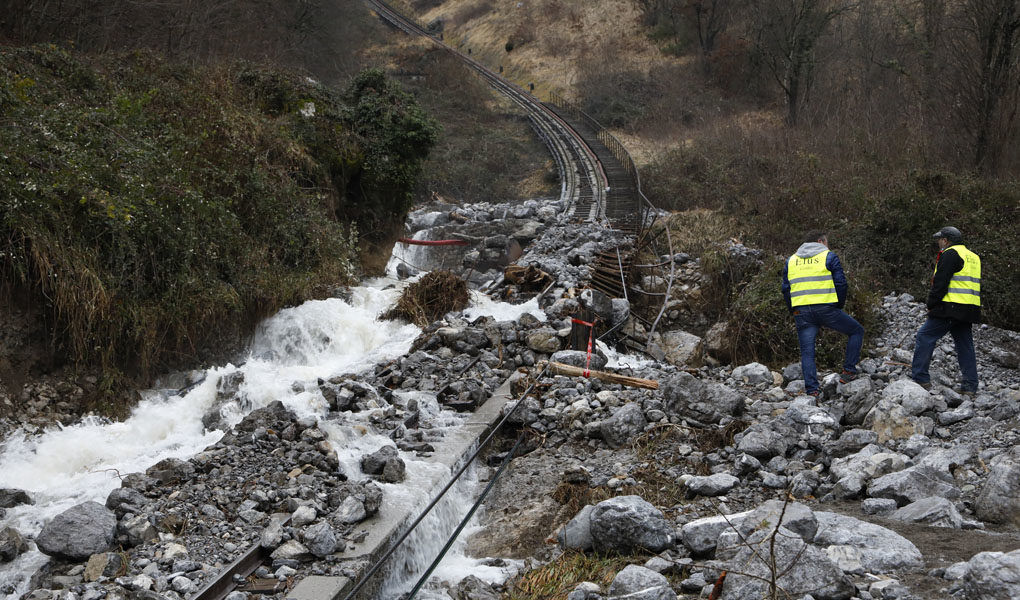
0,274,529,599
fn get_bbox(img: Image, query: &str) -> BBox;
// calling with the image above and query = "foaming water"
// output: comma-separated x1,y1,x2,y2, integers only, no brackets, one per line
462,292,546,323
0,278,421,597
0,273,540,599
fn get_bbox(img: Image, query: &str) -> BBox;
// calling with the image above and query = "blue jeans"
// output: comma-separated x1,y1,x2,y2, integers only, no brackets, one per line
911,317,978,391
793,305,864,394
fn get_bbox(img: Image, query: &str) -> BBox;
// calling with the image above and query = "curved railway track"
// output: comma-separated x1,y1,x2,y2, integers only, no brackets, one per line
191,4,671,600
364,0,622,226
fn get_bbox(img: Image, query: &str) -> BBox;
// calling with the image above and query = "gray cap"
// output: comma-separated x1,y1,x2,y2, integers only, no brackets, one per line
933,226,962,243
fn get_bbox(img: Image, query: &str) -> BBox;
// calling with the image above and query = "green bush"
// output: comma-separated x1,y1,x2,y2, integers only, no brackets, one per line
0,47,437,390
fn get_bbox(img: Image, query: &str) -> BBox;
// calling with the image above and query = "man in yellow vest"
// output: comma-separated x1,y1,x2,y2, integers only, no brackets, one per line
782,231,864,398
911,226,981,393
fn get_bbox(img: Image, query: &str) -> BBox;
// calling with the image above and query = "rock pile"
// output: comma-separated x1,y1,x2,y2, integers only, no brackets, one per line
4,198,1020,600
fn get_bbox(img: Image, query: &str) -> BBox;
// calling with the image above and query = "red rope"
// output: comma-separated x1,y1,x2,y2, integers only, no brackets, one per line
397,238,470,246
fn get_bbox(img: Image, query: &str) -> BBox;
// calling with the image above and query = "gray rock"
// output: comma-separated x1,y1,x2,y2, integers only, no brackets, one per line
686,473,739,497
590,496,673,554
607,565,674,600
526,328,562,353
891,496,963,528
843,392,880,426
171,575,195,595
302,522,337,558
864,398,928,443
117,514,158,547
736,421,793,459
105,487,147,515
732,362,772,385
260,520,285,549
867,465,960,506
84,552,125,582
558,505,594,552
717,526,855,600
271,539,311,561
861,498,898,515
813,511,923,572
0,489,33,508
145,457,195,484
884,379,934,416
600,402,647,449
782,363,803,382
661,330,703,367
662,373,742,424
37,501,116,560
291,505,317,527
740,500,818,541
830,429,879,457
336,496,368,524
449,575,501,600
0,526,28,562
975,459,1020,525
958,549,1020,599
360,446,406,483
550,350,608,371
680,511,750,555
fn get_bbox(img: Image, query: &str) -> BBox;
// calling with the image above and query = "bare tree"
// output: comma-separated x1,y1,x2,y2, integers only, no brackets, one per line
947,0,1020,172
747,0,857,125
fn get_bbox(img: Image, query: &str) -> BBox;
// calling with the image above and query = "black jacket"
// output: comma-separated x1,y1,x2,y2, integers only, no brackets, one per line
926,245,981,323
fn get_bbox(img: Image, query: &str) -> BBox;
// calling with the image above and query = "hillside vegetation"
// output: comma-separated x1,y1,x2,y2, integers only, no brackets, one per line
0,46,438,394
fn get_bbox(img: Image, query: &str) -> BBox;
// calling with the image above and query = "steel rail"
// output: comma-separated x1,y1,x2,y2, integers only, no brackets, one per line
365,0,605,220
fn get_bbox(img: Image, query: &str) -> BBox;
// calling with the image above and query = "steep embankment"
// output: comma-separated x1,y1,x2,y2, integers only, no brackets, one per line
0,47,438,414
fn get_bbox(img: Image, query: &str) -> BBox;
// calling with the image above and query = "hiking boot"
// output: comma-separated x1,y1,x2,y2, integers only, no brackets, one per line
807,390,821,400
911,379,932,391
839,370,857,384
955,387,977,397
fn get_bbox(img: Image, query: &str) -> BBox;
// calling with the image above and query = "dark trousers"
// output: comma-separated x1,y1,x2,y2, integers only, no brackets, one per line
793,304,864,394
911,316,978,392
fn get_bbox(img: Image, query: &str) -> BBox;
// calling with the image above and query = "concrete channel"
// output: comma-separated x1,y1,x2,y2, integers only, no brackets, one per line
287,378,517,600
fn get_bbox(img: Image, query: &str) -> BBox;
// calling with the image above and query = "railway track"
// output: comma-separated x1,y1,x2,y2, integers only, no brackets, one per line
191,4,670,599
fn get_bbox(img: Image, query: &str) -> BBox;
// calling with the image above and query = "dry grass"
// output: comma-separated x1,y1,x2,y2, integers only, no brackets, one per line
503,551,637,600
383,270,469,327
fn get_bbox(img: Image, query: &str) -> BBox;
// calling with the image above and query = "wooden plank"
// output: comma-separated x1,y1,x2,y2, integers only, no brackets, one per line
541,361,659,389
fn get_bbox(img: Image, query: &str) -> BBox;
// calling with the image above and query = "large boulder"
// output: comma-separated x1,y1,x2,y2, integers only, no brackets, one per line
883,378,935,415
716,526,855,600
957,549,1020,600
661,330,703,367
661,372,742,424
590,496,673,554
891,496,964,528
736,420,795,459
599,402,647,449
867,465,960,506
812,511,923,573
680,511,751,556
37,501,117,560
974,458,1020,525
716,500,817,561
607,565,675,600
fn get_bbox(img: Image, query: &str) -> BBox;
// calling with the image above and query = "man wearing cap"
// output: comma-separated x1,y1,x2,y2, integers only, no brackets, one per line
782,230,864,398
911,226,981,393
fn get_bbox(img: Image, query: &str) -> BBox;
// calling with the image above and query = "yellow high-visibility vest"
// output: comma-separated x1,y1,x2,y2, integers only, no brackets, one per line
940,245,981,306
788,250,838,306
